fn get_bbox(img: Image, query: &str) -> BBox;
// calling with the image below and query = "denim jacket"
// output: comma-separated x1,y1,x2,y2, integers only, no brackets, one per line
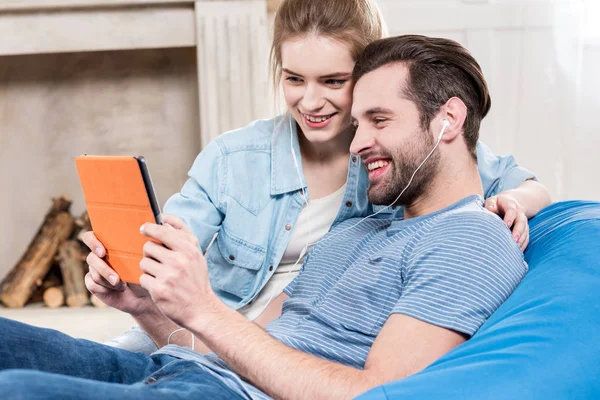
163,116,536,310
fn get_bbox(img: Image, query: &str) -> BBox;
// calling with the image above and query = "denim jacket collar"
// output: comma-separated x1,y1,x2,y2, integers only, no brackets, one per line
271,114,307,195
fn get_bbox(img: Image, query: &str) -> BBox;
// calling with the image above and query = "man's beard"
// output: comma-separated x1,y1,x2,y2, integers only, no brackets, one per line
368,129,441,207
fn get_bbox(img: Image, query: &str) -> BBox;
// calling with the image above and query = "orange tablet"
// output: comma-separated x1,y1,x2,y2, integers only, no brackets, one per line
75,155,161,284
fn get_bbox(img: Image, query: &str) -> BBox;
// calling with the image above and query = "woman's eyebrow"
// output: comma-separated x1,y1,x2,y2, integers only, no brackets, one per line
282,68,302,76
320,72,352,79
282,69,352,79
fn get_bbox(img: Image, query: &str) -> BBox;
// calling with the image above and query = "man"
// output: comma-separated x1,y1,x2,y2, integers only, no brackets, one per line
0,35,527,400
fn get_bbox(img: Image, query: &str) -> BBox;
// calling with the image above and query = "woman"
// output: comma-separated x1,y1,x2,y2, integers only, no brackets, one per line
84,0,551,352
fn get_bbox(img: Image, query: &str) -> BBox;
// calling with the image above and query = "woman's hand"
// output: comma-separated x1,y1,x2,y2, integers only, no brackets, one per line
82,231,155,316
138,214,219,328
485,193,529,251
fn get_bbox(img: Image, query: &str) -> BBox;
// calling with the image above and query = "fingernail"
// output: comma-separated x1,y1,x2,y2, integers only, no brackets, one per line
514,234,520,242
140,224,145,234
108,275,117,285
95,247,103,257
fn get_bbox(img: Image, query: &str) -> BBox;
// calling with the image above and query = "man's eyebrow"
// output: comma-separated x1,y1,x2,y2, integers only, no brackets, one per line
282,69,352,79
364,107,394,116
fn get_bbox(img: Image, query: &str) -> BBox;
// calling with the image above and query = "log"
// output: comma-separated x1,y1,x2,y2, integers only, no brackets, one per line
90,294,108,308
0,207,75,308
58,240,89,307
74,211,92,243
47,195,72,218
43,286,64,308
28,265,62,304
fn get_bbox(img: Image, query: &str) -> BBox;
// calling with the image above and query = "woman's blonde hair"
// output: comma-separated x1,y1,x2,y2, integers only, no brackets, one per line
270,0,386,95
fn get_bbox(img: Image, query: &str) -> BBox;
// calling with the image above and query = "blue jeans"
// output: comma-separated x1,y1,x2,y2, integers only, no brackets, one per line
0,317,245,399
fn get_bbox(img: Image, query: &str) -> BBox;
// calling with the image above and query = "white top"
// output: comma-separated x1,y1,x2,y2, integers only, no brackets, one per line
240,184,347,320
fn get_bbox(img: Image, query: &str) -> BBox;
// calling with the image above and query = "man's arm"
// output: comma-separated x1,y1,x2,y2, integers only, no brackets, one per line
188,299,466,400
134,280,286,352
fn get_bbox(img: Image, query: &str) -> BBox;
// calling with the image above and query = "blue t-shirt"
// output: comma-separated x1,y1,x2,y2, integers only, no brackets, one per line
156,195,528,399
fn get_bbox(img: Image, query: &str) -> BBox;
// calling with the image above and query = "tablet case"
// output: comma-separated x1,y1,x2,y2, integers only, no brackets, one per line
75,156,158,284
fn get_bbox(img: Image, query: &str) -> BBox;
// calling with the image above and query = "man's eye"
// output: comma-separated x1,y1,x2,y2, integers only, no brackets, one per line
352,120,359,128
374,118,387,125
325,79,346,87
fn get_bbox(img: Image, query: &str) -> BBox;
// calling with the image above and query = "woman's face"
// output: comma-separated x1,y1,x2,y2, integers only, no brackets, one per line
281,34,356,145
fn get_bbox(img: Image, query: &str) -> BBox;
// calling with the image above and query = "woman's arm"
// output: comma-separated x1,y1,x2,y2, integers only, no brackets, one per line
162,139,226,250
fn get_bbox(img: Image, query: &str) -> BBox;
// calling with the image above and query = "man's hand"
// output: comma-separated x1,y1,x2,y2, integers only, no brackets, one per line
138,214,220,328
82,231,155,316
485,193,529,251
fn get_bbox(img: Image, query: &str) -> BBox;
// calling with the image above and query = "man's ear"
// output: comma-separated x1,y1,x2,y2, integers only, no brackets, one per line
438,97,468,142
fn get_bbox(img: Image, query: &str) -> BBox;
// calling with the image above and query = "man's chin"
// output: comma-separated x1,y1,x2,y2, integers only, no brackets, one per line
367,187,392,207
368,184,413,208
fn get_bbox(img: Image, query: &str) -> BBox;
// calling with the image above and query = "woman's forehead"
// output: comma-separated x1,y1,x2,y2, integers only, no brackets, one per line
281,34,355,76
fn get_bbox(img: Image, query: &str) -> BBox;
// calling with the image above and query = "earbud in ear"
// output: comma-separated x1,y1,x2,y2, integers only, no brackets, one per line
437,119,450,141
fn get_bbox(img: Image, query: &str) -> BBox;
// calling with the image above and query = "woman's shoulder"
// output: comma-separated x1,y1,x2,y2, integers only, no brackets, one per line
213,116,283,154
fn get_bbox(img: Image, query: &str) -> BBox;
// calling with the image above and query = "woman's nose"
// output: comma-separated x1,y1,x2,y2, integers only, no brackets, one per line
301,83,326,112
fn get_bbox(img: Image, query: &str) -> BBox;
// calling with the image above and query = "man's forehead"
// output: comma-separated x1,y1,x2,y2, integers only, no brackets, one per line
352,64,410,118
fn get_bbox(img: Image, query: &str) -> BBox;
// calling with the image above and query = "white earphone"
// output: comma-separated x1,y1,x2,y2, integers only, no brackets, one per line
438,119,450,141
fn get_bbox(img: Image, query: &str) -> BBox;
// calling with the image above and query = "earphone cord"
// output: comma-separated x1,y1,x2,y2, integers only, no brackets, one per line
303,120,448,250
254,115,448,316
168,327,195,349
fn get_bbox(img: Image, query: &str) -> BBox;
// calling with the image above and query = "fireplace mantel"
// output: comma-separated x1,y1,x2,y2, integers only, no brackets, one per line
0,0,270,146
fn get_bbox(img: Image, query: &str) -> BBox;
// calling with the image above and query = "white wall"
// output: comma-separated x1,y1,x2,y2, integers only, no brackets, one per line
0,48,200,281
377,0,600,201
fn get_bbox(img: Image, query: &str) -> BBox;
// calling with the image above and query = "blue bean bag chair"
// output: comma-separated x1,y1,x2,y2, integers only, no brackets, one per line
357,201,600,400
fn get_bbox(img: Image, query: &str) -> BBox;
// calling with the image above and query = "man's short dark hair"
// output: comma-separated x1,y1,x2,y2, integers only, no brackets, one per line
352,35,491,159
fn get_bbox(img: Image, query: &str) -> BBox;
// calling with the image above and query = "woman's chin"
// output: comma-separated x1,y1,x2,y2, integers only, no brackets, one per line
302,123,349,143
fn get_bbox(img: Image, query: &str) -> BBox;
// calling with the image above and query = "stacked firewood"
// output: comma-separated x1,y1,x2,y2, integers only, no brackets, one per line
0,196,106,309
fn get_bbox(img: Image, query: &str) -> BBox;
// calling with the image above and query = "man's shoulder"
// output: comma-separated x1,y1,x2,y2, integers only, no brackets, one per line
409,197,526,273
411,196,523,261
427,198,513,242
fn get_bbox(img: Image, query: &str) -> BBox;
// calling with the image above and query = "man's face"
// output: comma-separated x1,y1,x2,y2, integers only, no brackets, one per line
350,63,440,206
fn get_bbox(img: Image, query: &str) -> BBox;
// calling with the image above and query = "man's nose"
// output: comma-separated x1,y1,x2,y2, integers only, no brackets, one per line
350,126,375,156
301,83,326,111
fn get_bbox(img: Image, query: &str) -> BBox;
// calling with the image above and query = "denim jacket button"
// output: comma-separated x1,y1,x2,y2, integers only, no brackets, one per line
346,201,353,207
269,265,273,271
285,224,292,231
229,255,235,261
352,156,357,163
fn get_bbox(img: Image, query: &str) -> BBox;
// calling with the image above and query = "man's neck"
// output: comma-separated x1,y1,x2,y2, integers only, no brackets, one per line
403,158,483,220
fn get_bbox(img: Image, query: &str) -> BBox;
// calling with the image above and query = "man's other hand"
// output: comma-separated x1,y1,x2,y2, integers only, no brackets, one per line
82,231,155,316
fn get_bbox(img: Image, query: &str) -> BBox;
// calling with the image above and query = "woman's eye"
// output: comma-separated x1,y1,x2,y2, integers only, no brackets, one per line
325,79,346,87
286,77,303,84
